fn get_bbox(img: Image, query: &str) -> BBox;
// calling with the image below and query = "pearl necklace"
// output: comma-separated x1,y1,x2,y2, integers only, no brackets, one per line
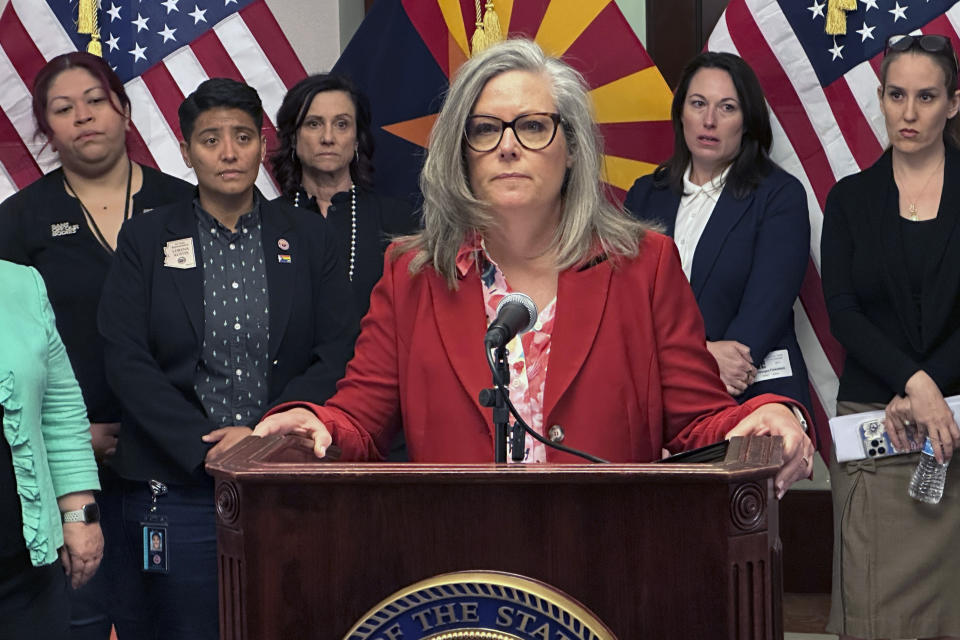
294,184,357,281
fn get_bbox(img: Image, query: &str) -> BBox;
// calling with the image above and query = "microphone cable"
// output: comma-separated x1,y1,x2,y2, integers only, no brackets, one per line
485,345,608,464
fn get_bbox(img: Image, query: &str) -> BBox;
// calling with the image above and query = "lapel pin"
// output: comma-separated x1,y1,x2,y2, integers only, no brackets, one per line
277,238,290,250
277,254,292,264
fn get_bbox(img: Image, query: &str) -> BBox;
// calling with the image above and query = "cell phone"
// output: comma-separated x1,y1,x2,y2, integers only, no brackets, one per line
656,440,729,463
858,419,922,459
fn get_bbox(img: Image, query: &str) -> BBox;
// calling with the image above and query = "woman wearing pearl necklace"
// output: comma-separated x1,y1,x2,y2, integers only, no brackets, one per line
271,73,419,319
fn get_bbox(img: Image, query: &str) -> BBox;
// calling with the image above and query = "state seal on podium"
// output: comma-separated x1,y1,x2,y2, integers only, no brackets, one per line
344,571,616,640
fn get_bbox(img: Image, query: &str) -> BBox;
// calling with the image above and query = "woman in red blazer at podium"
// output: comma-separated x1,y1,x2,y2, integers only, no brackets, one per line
254,38,815,495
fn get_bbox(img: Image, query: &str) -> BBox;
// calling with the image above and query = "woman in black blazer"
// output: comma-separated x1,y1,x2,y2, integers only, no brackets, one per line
821,35,960,640
624,52,811,412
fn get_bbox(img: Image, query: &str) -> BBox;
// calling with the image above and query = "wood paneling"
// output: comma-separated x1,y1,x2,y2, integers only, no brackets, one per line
209,434,786,639
646,0,729,89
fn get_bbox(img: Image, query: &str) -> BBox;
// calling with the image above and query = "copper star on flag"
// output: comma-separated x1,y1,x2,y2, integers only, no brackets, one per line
335,0,675,203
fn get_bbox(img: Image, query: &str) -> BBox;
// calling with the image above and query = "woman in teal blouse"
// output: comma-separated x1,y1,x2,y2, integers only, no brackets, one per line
0,260,103,639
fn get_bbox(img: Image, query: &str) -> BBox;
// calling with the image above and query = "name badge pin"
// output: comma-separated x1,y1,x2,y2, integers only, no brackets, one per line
51,222,80,237
163,237,197,269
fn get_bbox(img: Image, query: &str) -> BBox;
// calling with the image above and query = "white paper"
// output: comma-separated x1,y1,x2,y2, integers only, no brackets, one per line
754,349,792,382
830,394,960,462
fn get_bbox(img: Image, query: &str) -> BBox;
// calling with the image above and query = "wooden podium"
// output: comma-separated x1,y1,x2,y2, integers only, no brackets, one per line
206,435,784,640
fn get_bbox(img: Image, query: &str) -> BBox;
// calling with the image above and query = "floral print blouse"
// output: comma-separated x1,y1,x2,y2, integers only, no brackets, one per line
455,235,557,463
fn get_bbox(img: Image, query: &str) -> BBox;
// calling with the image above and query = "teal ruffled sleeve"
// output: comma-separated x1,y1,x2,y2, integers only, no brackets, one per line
0,371,48,563
0,264,98,566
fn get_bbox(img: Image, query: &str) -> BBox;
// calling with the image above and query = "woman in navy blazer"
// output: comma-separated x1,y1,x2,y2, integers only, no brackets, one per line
624,52,811,413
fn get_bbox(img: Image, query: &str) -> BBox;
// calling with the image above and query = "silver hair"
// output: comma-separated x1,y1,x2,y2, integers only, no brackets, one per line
397,38,650,286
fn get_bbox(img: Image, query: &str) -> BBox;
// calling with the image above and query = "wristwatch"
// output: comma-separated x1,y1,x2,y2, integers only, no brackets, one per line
61,503,100,524
790,405,809,432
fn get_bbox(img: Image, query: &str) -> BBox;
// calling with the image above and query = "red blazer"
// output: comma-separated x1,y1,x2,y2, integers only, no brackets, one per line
287,231,797,462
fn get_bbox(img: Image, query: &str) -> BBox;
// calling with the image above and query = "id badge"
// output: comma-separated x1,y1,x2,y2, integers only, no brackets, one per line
141,479,170,573
141,515,169,573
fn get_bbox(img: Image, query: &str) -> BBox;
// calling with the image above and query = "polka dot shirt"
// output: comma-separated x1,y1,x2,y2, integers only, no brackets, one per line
192,198,270,428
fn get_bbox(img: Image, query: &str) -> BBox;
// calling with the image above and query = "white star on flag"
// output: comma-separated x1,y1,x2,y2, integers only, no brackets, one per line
856,22,875,42
829,38,844,60
128,42,147,62
161,0,180,13
889,2,908,21
189,5,207,24
132,13,149,32
106,2,121,21
158,24,177,43
809,0,826,19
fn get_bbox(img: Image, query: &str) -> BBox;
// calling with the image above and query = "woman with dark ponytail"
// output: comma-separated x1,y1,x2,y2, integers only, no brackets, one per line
821,34,960,640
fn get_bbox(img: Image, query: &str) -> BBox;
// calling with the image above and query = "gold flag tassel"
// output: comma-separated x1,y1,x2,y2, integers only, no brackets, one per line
471,0,489,56
471,0,504,56
825,0,854,36
77,0,103,57
481,1,503,46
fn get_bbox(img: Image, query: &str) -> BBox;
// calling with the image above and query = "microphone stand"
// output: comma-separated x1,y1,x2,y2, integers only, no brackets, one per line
479,344,511,463
480,343,607,464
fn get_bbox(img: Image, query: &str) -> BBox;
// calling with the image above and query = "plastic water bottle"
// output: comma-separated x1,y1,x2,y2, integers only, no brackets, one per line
908,438,949,504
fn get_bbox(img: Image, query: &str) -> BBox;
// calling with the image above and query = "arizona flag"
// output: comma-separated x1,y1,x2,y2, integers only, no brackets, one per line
333,0,675,204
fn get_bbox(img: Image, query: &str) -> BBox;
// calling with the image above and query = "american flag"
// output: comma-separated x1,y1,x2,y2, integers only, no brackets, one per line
709,0,960,452
0,0,310,201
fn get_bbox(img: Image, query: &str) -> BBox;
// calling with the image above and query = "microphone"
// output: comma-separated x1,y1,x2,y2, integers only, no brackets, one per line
484,293,538,348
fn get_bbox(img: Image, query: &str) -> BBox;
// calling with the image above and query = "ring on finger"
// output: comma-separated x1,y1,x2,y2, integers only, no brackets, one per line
904,419,912,427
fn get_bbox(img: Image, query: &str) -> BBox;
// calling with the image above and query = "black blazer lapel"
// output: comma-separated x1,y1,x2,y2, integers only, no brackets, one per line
689,187,754,300
164,208,204,343
921,145,960,347
262,200,296,360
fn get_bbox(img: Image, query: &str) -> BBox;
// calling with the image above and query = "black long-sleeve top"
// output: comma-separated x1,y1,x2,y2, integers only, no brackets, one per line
821,147,960,403
0,166,194,422
279,186,419,318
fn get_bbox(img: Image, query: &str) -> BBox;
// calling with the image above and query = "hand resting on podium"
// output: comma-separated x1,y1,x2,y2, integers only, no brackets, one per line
254,403,814,498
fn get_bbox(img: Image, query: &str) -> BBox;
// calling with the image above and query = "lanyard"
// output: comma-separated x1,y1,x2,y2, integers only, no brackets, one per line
63,157,133,255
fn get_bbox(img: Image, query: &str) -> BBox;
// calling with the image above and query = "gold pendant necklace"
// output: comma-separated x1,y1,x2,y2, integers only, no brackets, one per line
900,156,944,221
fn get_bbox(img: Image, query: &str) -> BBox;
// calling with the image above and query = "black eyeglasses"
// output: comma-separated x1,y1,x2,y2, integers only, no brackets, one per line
885,34,959,74
464,113,563,152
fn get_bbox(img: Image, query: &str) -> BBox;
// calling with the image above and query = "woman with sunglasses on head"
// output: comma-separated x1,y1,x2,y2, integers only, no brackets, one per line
623,52,812,412
270,73,418,319
0,52,193,639
254,39,815,499
822,34,960,640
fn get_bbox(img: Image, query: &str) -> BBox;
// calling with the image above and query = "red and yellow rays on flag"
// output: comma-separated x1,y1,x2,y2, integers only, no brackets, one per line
381,0,675,201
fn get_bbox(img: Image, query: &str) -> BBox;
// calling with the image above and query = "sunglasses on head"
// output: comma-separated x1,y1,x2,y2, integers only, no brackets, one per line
885,34,959,73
